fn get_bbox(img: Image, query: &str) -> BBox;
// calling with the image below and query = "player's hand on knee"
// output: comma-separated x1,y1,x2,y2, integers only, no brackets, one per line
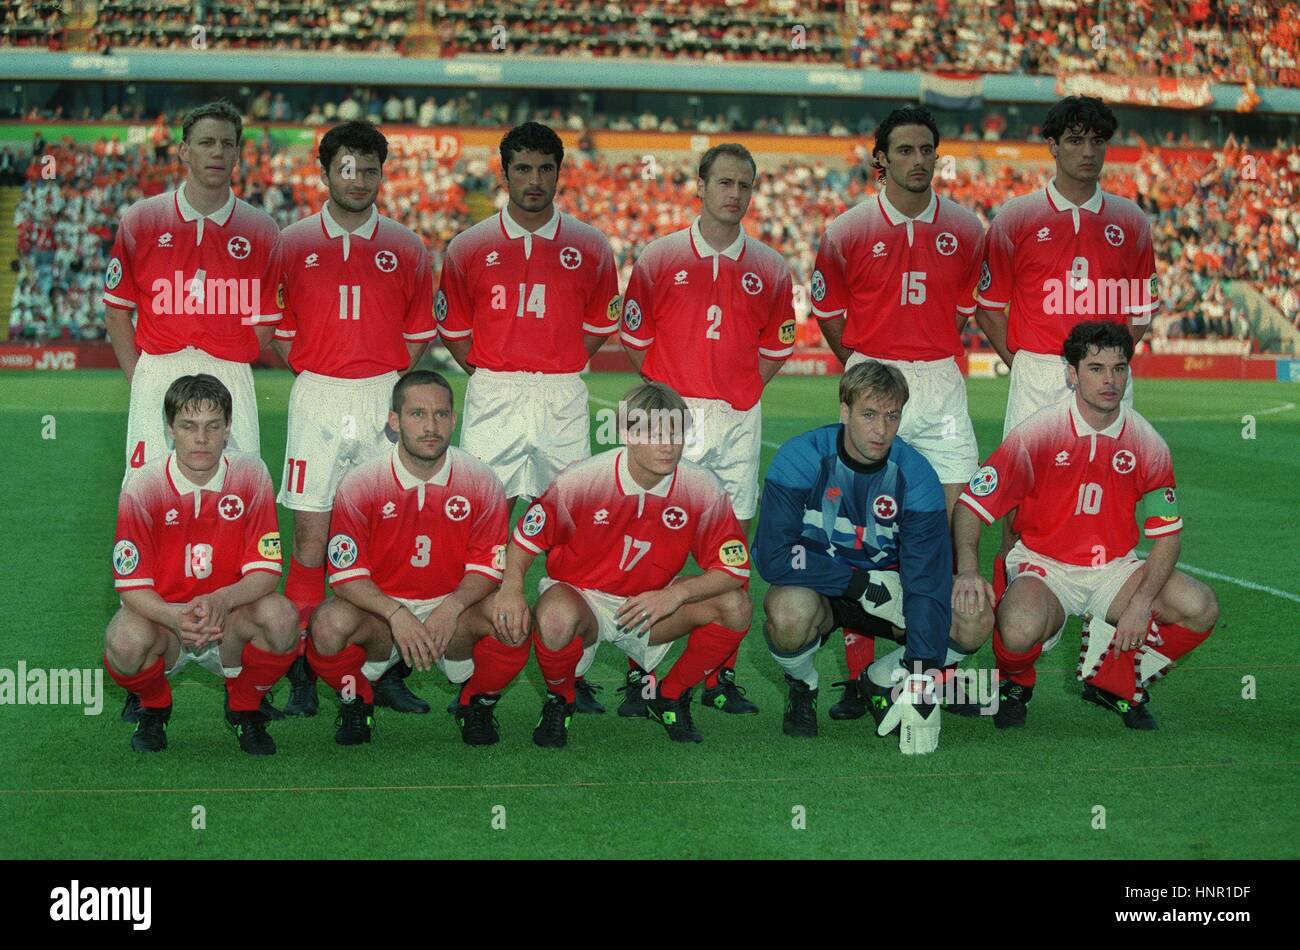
952,571,993,616
857,570,905,629
876,673,940,755
390,606,434,671
492,589,530,644
615,588,683,639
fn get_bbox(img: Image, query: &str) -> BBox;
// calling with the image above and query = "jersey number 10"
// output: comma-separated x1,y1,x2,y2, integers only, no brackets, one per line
1074,482,1103,516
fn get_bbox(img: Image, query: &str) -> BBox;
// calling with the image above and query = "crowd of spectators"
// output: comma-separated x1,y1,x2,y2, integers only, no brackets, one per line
8,132,1298,348
5,1,1295,89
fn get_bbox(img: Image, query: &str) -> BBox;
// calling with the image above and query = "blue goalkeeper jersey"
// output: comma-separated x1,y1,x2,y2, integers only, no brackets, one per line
754,423,952,667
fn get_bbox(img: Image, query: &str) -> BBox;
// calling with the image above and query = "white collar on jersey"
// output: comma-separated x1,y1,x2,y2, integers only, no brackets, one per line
500,205,560,242
166,451,229,496
1047,178,1104,215
1069,395,1126,439
174,185,236,228
392,443,454,490
689,217,745,260
616,449,674,498
321,201,379,241
877,187,938,225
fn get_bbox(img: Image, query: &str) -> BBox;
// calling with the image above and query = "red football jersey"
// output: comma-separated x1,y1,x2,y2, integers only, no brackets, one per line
511,448,751,596
436,208,620,373
957,397,1182,566
976,180,1158,356
619,219,796,410
112,453,283,602
327,446,508,599
274,204,435,378
102,188,284,363
810,191,986,361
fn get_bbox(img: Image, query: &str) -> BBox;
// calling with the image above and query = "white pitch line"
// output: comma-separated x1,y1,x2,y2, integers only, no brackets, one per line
1146,401,1296,424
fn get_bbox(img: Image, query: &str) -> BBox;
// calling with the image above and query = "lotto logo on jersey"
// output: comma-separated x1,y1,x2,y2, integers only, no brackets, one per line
623,299,643,331
445,495,470,521
872,494,898,520
662,506,688,530
105,257,123,290
719,539,748,568
1112,450,1136,474
779,319,796,345
375,250,398,273
521,504,546,537
978,261,992,292
258,532,282,560
112,540,140,576
328,534,358,569
218,494,245,520
810,270,826,302
434,290,448,323
969,465,998,496
559,246,583,270
227,235,251,259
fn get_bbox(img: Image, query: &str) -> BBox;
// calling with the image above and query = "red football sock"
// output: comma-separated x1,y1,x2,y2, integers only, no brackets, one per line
660,623,747,700
993,628,1042,687
843,628,876,680
1152,621,1213,661
459,635,532,704
104,654,171,709
226,641,298,712
993,552,1008,603
285,557,326,631
532,633,582,703
306,640,373,703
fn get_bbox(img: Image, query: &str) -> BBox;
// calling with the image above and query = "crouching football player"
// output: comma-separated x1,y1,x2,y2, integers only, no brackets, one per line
105,375,299,755
496,382,753,747
754,361,994,754
953,321,1218,730
307,371,530,747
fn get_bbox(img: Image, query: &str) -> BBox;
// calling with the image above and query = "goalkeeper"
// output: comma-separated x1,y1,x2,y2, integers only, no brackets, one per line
753,360,993,754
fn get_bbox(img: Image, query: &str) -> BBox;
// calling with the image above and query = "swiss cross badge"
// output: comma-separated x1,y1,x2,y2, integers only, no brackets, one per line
873,494,897,520
227,235,251,259
218,494,245,520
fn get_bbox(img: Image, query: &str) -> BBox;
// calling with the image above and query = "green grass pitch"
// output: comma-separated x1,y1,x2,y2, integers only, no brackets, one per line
1,368,1297,859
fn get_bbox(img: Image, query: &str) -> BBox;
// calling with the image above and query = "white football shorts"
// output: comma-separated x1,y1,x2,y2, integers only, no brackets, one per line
277,370,399,512
1004,541,1144,649
1004,349,1135,438
537,577,675,672
681,396,762,520
361,594,474,684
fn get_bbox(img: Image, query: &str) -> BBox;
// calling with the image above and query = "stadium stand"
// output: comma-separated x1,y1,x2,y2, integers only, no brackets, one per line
6,1,1287,88
7,130,1297,348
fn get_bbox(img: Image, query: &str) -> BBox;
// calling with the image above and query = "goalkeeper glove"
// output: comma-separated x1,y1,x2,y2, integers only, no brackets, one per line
852,569,904,629
875,672,940,755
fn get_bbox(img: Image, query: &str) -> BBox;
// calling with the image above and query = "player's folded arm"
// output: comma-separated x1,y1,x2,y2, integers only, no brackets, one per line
897,506,955,670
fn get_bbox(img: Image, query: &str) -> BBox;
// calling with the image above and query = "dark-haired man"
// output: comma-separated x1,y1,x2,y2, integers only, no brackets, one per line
617,142,796,717
104,100,284,473
954,322,1217,730
272,120,436,717
436,121,619,714
809,106,987,718
974,96,1160,598
105,375,299,755
308,371,527,747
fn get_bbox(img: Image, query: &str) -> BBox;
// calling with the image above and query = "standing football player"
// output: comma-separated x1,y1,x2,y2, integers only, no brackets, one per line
496,382,754,748
618,142,796,717
953,322,1217,729
809,106,987,719
272,120,436,718
105,375,299,755
104,100,283,471
308,372,529,747
436,121,620,715
973,96,1159,599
